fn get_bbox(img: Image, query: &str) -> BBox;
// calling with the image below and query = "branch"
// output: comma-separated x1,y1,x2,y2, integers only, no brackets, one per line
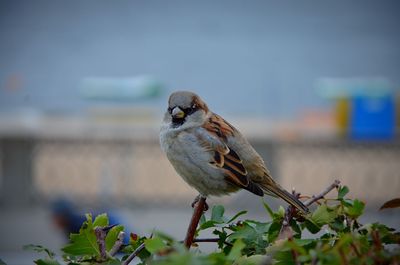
304,179,341,207
278,190,298,240
193,238,233,247
122,242,146,265
184,196,207,249
109,231,125,256
94,227,107,261
278,180,341,239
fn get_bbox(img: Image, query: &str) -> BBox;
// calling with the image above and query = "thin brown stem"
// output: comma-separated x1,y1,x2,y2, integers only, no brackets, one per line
122,242,146,265
304,179,341,207
193,238,234,247
184,196,207,249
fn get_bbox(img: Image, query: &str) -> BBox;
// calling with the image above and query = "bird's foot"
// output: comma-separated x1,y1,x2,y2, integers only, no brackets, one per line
191,195,209,211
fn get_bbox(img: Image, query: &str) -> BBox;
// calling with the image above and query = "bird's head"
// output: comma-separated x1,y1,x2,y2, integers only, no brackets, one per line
166,91,209,128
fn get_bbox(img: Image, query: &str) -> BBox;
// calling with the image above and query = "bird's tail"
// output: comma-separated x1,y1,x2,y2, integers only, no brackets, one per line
261,182,310,215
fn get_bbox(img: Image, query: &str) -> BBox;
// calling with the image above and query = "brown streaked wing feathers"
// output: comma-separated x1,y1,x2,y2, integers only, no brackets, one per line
201,113,264,196
203,114,235,140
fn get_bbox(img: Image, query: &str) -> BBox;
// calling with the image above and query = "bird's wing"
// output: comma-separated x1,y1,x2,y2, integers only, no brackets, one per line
197,114,265,196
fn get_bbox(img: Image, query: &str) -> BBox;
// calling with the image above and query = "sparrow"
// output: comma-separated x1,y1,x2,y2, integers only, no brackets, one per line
159,91,309,214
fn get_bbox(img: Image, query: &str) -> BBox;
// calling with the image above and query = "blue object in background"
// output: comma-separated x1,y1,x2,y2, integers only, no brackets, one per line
350,95,395,140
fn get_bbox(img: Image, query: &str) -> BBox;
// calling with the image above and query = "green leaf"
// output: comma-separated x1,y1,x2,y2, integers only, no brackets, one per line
105,225,124,251
304,219,321,234
277,206,286,218
23,244,55,259
62,213,109,257
144,237,167,254
93,213,109,227
227,239,245,260
263,201,275,219
337,186,349,199
34,259,62,265
311,205,337,226
329,217,346,232
230,223,257,241
267,220,282,242
274,250,295,265
211,205,225,223
344,199,365,218
199,220,218,230
227,210,248,223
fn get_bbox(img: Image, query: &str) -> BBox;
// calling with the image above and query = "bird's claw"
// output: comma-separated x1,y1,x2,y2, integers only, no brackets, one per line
191,195,209,211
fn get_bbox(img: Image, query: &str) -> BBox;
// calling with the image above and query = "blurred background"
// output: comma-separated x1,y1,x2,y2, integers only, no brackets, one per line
1,0,400,264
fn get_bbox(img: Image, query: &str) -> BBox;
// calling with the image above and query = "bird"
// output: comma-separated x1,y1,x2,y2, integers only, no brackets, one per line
159,91,309,214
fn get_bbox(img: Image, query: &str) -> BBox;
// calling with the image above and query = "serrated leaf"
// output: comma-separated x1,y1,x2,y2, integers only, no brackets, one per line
344,199,365,218
311,205,337,226
337,186,349,199
144,237,167,254
62,213,109,257
211,205,225,223
93,213,109,227
380,198,400,210
227,239,245,260
105,225,124,251
230,224,257,241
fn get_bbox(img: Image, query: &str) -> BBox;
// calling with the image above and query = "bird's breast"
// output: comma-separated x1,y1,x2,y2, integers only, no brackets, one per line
159,127,232,196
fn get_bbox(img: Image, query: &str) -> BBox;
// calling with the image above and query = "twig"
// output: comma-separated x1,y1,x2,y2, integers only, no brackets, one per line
109,231,125,256
304,179,341,207
278,190,298,240
278,180,341,240
122,242,146,265
184,196,207,249
94,227,107,261
193,238,234,247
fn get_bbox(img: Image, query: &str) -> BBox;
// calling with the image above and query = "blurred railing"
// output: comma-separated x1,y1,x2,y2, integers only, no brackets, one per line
0,116,399,209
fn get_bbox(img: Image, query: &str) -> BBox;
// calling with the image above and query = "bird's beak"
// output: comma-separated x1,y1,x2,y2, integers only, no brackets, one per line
171,107,185,119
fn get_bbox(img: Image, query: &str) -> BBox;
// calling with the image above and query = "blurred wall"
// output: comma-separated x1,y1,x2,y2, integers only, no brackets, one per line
1,0,400,117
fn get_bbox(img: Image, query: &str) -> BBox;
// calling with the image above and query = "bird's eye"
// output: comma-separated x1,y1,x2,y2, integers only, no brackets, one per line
182,104,198,115
168,107,173,114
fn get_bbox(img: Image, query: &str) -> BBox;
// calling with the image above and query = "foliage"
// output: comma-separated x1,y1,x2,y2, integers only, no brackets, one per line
25,186,400,265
